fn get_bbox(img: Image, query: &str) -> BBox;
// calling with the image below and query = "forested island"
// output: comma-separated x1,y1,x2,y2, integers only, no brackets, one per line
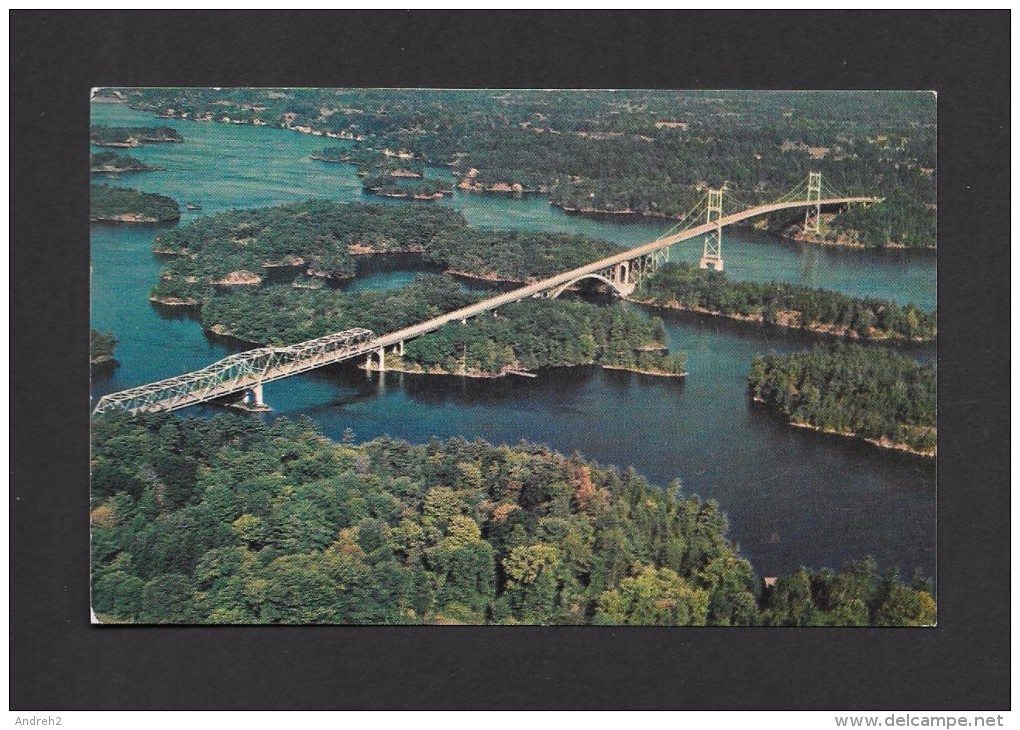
90,329,118,369
90,151,163,174
91,184,181,223
202,277,686,378
634,263,936,342
150,202,464,302
425,229,618,283
90,412,936,625
362,175,452,200
748,344,936,456
114,89,935,248
312,146,424,179
90,124,184,147
147,199,686,377
149,201,622,304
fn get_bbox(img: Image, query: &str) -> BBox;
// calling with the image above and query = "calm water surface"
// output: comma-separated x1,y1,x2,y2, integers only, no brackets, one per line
91,103,936,577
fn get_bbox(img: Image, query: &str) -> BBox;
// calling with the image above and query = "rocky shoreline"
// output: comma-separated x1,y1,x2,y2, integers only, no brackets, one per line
113,105,935,253
90,163,164,174
363,187,451,201
626,296,935,344
362,359,686,380
789,419,935,459
92,212,178,224
749,395,935,458
150,294,200,307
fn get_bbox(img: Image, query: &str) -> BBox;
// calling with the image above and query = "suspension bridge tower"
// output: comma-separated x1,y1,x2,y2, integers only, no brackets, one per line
803,171,823,236
699,188,725,271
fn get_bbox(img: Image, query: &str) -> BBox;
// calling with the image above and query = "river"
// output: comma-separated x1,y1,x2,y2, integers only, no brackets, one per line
90,101,937,578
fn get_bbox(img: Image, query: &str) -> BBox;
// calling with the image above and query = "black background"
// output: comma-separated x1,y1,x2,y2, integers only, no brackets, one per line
10,11,1010,710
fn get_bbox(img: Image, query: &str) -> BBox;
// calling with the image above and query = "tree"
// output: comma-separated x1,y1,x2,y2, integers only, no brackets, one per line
594,566,709,626
140,573,196,623
261,554,339,624
502,543,563,622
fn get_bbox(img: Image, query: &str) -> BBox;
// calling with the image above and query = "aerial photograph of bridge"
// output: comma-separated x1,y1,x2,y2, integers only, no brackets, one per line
89,88,937,626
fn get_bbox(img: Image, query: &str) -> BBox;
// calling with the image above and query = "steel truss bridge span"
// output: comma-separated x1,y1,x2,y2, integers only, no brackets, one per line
93,188,880,415
93,328,375,414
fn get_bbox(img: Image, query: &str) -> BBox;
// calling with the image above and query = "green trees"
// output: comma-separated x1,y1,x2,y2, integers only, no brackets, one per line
638,263,936,342
760,558,936,627
149,200,630,303
90,413,934,625
116,88,934,247
90,329,118,366
747,343,937,455
150,201,468,301
90,185,181,223
424,229,619,282
90,152,160,172
195,275,686,377
396,297,685,377
90,125,184,146
594,566,709,626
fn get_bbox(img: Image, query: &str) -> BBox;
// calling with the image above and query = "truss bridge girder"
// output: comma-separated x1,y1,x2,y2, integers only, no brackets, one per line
92,328,376,415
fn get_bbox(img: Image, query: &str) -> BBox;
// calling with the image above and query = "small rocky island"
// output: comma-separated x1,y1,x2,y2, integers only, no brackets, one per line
362,175,452,200
90,124,184,148
90,184,181,223
90,329,118,371
90,151,164,174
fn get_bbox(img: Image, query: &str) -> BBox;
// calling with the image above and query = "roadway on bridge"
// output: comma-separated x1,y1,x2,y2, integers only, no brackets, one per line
371,196,880,349
93,195,879,415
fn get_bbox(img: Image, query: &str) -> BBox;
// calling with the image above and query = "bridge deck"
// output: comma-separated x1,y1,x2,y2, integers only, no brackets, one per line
93,196,879,414
371,196,880,348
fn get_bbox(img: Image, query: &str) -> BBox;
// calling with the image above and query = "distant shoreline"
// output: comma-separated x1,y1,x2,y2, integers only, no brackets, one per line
626,295,935,344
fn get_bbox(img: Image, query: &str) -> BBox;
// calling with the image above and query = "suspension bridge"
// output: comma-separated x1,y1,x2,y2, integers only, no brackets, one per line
92,173,881,415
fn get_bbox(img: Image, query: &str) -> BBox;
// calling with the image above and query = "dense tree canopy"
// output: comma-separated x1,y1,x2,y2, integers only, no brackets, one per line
200,277,685,377
638,262,936,342
149,201,625,303
90,413,935,625
150,201,467,301
117,89,935,247
90,184,181,223
424,229,618,282
90,329,117,366
748,343,936,455
90,151,161,173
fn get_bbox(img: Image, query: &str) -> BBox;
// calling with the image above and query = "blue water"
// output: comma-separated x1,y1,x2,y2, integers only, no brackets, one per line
91,102,936,577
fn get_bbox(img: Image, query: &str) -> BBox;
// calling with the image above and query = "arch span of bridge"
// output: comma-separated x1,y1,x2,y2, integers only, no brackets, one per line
93,188,880,415
547,272,630,300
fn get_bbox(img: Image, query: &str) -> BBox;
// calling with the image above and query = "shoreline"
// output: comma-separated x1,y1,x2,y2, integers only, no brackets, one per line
626,295,936,344
112,105,935,253
200,322,687,382
782,228,931,251
91,213,179,224
90,165,164,174
150,294,200,307
362,360,687,380
363,187,451,201
750,395,935,458
444,269,525,286
788,420,936,459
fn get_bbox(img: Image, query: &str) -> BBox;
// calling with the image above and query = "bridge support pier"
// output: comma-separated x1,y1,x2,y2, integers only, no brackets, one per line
241,381,270,411
377,348,385,373
699,253,724,271
397,340,404,357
